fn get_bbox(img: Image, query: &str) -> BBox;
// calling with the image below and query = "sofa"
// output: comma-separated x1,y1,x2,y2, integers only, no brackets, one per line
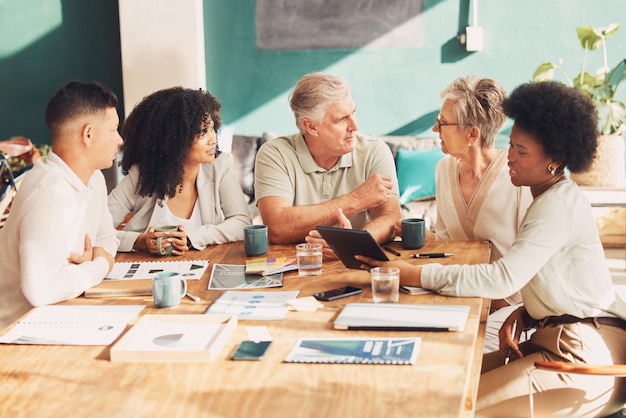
224,132,625,249
222,131,443,229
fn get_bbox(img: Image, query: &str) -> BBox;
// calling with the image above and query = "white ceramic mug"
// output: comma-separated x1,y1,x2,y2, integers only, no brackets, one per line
152,272,187,308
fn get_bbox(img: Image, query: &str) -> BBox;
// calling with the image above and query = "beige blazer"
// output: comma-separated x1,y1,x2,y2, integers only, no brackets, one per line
108,153,251,252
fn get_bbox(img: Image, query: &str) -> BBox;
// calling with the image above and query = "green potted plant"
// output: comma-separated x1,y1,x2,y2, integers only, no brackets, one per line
532,23,626,186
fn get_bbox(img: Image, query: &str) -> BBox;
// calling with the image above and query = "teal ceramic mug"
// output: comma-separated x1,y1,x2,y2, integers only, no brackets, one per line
244,225,268,256
401,218,425,250
155,225,178,256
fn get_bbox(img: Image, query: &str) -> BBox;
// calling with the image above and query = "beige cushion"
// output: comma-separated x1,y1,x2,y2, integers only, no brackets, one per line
595,207,626,247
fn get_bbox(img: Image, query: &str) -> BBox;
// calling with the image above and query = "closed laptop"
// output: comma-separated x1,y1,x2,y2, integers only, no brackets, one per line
333,303,470,332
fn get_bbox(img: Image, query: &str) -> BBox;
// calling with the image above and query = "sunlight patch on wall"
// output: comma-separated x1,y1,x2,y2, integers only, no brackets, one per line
230,4,424,135
363,15,424,48
231,15,425,135
0,0,62,59
228,93,293,136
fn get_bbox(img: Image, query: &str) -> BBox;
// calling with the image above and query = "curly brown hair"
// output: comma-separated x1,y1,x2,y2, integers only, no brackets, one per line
120,87,222,199
503,81,598,173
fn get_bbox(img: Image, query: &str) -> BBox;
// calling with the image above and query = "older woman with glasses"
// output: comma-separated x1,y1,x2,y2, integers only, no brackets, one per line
403,75,533,352
435,76,532,351
432,75,531,267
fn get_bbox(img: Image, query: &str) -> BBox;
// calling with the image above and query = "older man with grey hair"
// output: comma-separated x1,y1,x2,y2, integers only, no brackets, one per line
254,72,401,258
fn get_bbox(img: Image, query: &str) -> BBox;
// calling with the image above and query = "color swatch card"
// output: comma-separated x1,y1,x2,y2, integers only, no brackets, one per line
245,257,297,276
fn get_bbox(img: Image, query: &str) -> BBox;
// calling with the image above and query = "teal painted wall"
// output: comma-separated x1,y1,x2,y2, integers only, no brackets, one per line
203,0,626,150
0,0,124,145
0,0,624,150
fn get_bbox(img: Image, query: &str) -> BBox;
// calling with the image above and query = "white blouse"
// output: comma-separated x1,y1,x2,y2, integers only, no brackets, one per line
162,200,202,230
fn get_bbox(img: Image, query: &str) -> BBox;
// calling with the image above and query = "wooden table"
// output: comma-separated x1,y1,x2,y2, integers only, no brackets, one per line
0,240,491,418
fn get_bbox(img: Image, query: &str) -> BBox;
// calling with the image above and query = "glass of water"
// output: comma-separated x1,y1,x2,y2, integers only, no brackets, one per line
296,243,323,276
370,266,399,303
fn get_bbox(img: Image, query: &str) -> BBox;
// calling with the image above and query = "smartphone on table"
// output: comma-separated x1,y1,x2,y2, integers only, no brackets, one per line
231,340,272,361
313,286,363,301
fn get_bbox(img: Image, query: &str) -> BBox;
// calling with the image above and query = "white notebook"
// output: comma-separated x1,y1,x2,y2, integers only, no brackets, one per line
333,303,470,332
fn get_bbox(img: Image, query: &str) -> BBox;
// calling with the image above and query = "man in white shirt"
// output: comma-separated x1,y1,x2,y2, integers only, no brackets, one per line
0,80,122,330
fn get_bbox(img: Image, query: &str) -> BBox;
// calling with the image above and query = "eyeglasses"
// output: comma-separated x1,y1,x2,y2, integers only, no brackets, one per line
436,116,461,131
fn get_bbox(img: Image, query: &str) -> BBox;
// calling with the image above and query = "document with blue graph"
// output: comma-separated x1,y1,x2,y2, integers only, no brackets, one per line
284,337,421,365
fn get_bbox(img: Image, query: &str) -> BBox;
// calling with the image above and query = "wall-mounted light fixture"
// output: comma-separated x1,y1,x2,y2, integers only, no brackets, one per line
465,0,483,51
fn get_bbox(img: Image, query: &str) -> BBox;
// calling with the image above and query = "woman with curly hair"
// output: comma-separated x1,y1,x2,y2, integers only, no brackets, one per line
108,87,251,254
357,81,626,417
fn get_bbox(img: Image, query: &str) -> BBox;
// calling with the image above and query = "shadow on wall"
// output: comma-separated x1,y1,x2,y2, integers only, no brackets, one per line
204,0,461,127
441,0,477,64
386,111,439,136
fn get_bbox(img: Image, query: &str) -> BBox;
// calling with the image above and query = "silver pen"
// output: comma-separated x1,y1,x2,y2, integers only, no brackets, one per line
185,292,202,302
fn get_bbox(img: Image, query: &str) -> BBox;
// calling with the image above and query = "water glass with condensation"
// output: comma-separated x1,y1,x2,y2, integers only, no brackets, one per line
296,243,323,276
370,266,399,303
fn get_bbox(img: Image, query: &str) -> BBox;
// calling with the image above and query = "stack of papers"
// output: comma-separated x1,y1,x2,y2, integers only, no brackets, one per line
0,305,144,345
205,290,299,320
209,264,285,289
110,314,237,363
106,260,209,281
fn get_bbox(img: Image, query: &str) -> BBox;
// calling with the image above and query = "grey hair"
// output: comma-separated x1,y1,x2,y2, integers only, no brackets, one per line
289,72,351,134
440,75,508,147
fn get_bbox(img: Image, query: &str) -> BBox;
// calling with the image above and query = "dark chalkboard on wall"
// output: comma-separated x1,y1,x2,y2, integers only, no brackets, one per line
256,0,424,50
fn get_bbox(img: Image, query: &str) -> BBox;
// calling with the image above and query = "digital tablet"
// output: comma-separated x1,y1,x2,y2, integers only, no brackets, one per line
315,225,389,269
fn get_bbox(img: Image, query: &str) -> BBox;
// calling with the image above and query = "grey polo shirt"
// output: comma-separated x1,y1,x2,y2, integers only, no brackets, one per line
254,133,399,230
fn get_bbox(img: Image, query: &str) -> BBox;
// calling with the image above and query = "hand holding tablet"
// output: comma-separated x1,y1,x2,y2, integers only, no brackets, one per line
315,226,390,269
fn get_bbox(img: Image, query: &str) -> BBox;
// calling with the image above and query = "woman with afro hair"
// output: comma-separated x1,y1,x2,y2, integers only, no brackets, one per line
108,87,251,254
357,81,626,417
